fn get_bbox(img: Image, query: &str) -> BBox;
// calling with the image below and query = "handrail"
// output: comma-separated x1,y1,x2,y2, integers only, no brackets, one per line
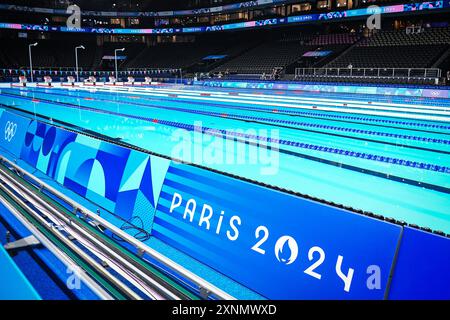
0,170,141,300
0,68,182,77
0,191,114,300
295,67,442,79
0,156,235,300
0,165,182,300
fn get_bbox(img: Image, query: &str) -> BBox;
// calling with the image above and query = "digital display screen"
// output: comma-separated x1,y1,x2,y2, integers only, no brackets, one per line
102,55,127,60
303,51,332,57
0,1,446,35
0,0,290,17
203,55,228,60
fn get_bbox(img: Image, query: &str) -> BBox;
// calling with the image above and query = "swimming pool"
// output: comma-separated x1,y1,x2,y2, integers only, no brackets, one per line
1,84,449,235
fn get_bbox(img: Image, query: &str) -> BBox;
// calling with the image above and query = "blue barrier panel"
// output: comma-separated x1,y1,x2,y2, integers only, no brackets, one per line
153,162,402,299
0,111,171,231
0,245,40,300
19,117,170,229
0,110,31,157
388,227,450,300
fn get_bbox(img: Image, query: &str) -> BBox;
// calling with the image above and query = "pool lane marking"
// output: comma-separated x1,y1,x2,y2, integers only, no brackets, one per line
186,87,450,109
95,91,450,133
184,87,449,109
77,85,450,116
38,86,450,129
3,100,450,196
77,82,445,113
3,92,450,177
95,86,450,116
27,89,450,150
6,101,450,210
96,85,450,111
12,87,450,134
155,94,450,118
10,88,450,149
9,88,450,151
165,89,450,112
75,86,450,121
85,89,450,130
156,120,450,194
97,85,450,112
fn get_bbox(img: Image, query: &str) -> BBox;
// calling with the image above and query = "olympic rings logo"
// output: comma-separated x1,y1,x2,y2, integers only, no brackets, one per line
4,121,17,142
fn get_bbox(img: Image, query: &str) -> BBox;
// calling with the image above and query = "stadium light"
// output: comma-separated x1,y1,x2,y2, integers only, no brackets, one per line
28,42,38,83
75,45,85,83
114,48,126,81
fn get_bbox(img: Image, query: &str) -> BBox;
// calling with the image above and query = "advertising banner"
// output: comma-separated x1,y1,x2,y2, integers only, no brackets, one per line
153,162,402,299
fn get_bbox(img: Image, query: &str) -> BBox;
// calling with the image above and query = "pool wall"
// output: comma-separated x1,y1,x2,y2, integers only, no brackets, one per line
1,109,449,300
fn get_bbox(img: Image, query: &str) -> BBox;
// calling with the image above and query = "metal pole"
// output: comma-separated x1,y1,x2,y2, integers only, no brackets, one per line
75,45,85,83
114,48,125,81
29,45,32,82
75,48,78,82
28,42,38,83
115,51,118,80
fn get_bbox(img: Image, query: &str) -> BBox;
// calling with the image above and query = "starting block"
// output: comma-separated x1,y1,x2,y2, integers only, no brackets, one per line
62,76,76,87
11,75,28,87
108,75,117,85
37,75,52,87
84,76,97,86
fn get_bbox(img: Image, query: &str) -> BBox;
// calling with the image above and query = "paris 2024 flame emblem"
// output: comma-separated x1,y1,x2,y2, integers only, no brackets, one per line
274,236,298,265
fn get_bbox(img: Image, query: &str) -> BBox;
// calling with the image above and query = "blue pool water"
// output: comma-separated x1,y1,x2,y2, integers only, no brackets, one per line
1,84,450,234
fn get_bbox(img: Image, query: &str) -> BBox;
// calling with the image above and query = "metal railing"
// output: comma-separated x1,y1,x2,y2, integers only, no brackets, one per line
295,67,442,80
0,68,183,79
0,156,235,300
127,67,182,73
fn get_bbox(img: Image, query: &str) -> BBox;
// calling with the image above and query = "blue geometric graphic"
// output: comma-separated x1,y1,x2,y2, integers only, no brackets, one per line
0,111,171,232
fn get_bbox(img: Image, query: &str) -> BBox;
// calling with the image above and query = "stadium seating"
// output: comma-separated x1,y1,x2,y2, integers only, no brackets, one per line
327,27,450,69
97,42,146,70
308,33,360,45
0,38,97,69
212,40,315,74
125,36,260,71
0,26,448,86
213,32,359,74
126,42,223,69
